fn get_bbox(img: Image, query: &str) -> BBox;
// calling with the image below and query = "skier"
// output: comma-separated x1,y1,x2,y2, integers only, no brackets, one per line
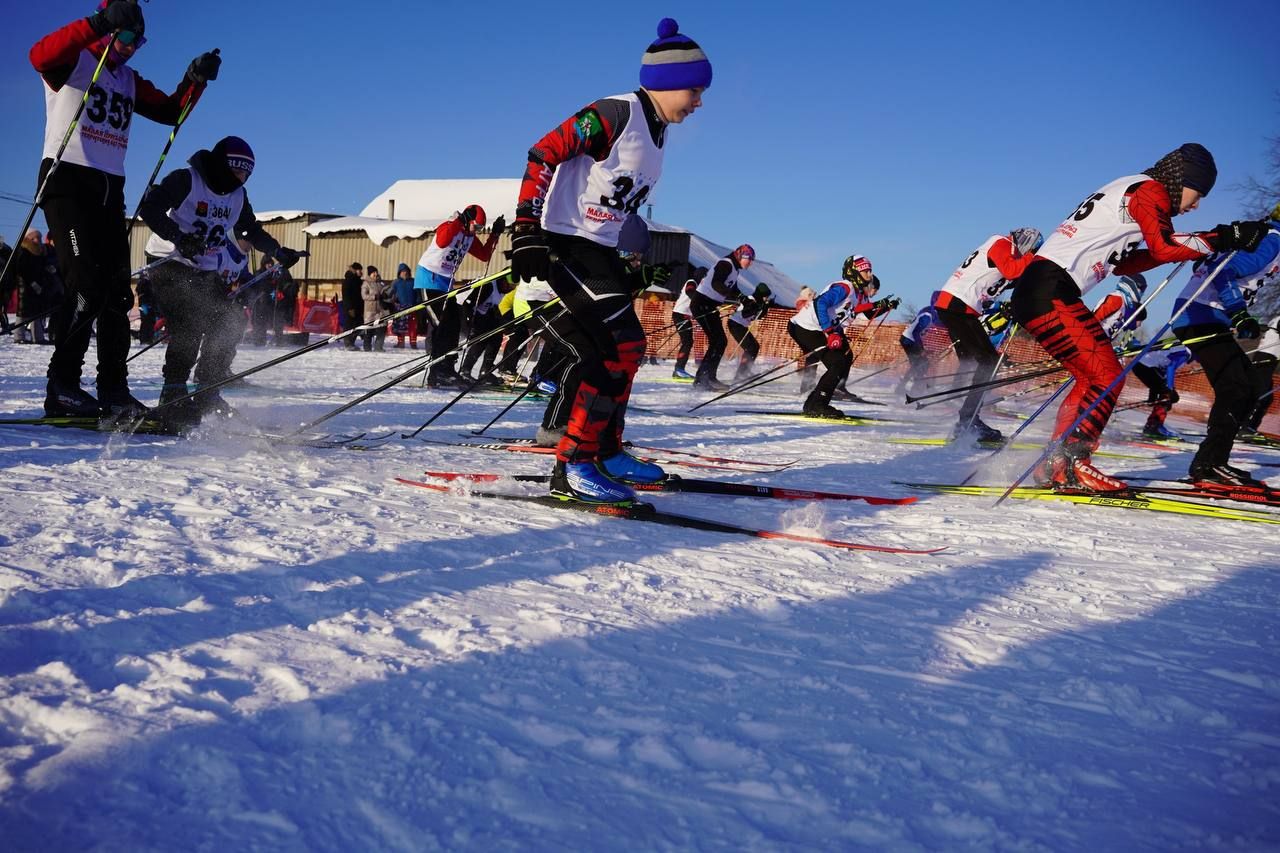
1009,143,1269,491
414,205,505,387
689,244,755,390
509,17,711,502
787,255,897,418
1092,273,1183,438
727,283,772,381
1170,203,1280,485
669,271,701,380
897,304,940,398
139,135,304,426
458,274,517,379
932,227,1043,442
1131,344,1191,439
30,1,222,417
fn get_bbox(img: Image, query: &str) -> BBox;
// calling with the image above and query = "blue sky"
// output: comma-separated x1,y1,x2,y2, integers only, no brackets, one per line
2,0,1277,315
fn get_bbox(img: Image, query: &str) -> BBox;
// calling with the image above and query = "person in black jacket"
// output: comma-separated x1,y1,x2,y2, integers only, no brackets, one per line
138,135,303,426
341,262,364,349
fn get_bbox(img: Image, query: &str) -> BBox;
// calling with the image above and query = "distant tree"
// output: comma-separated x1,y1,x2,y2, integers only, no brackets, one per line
1235,97,1280,217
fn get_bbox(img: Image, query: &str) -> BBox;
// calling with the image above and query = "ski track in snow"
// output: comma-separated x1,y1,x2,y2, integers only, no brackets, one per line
1,342,1277,851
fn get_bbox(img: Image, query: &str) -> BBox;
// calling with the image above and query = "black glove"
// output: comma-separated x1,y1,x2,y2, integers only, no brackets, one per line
641,264,671,288
490,215,506,238
175,233,204,260
273,246,306,270
510,220,550,283
90,0,144,37
1212,220,1269,253
1232,309,1261,339
872,296,899,316
187,50,221,83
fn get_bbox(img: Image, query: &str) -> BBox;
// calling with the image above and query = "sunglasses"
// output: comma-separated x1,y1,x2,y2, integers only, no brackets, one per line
116,31,146,48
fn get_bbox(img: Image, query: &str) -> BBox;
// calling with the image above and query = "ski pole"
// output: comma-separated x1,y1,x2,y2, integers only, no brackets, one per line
688,347,826,413
469,353,571,437
137,265,511,424
125,69,211,237
402,304,569,439
359,275,510,381
955,322,1021,433
995,254,1235,504
291,296,562,436
125,331,167,363
0,34,118,308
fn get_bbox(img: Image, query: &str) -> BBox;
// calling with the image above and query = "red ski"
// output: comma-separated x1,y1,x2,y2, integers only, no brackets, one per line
397,478,944,554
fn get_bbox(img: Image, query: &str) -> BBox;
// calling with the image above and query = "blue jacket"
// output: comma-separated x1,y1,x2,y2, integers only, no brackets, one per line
1173,219,1280,328
392,263,416,308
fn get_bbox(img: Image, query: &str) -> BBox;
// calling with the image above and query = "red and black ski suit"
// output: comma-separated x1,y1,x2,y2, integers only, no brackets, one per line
1010,179,1213,451
515,91,661,463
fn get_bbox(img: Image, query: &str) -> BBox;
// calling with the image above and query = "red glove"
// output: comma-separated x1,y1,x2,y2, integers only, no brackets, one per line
826,331,846,351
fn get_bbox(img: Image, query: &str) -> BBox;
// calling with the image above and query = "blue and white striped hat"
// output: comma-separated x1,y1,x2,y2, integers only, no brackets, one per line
640,18,712,91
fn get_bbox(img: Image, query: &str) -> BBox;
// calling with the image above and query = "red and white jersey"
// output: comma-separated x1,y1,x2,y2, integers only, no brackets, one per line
937,235,1014,312
144,167,246,272
42,50,135,175
542,93,664,247
1038,174,1212,294
673,281,694,316
417,227,475,279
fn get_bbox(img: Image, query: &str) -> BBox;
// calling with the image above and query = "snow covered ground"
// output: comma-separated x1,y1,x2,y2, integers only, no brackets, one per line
1,339,1278,851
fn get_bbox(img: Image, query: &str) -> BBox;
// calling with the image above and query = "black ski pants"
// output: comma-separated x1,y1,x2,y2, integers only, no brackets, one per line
544,233,645,461
673,313,695,371
690,291,728,384
1176,322,1265,469
936,306,999,426
39,161,133,389
788,321,852,407
149,260,244,389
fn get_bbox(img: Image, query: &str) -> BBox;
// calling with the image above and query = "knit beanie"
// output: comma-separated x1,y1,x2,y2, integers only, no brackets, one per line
1178,143,1217,196
640,18,712,91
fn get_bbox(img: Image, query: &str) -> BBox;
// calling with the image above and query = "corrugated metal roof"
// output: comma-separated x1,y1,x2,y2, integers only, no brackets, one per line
359,179,520,223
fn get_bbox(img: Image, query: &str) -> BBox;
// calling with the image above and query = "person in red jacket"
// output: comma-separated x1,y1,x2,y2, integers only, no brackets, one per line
1010,143,1269,491
30,1,220,417
413,205,505,387
931,227,1043,442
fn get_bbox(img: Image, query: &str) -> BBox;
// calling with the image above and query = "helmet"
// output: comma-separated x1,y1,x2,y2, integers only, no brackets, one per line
842,254,872,281
1117,274,1147,306
753,282,771,299
732,243,755,263
1010,227,1043,256
460,205,487,228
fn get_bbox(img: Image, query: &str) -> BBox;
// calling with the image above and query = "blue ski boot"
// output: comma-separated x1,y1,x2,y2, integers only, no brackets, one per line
550,460,636,504
600,450,665,484
671,368,694,381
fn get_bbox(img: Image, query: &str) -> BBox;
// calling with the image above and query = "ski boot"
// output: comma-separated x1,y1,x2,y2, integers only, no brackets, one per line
693,376,730,392
98,385,150,420
156,383,203,431
831,387,873,405
600,450,665,484
1062,441,1126,492
1032,449,1074,490
44,379,100,418
192,386,238,421
1141,420,1182,441
549,460,636,504
953,417,1004,444
671,367,694,381
803,402,846,420
534,376,558,395
1189,462,1265,488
